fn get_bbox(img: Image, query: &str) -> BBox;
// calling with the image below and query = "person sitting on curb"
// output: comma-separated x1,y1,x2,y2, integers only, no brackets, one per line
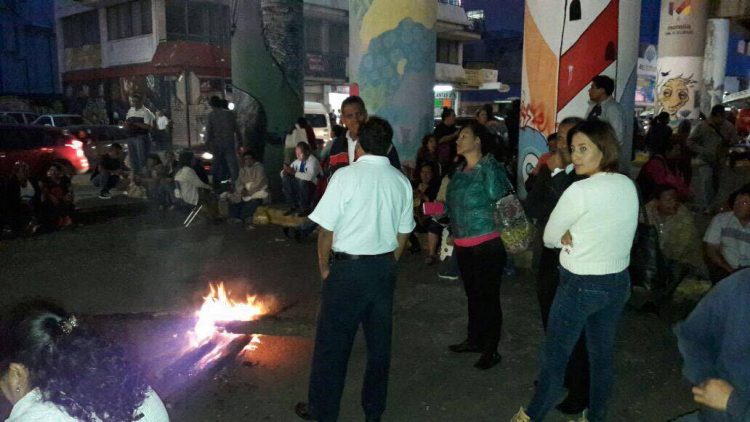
281,142,321,217
703,184,750,284
174,151,212,209
91,143,129,200
226,150,268,230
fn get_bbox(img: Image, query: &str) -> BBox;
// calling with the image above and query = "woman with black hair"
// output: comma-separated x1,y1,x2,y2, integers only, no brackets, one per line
433,107,460,176
0,301,169,421
445,122,512,370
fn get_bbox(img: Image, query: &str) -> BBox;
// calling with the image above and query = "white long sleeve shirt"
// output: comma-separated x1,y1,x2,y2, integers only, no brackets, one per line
280,154,322,184
175,167,211,206
543,172,638,275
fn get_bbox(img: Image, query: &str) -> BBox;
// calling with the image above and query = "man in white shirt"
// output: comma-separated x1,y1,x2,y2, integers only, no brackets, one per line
281,141,322,216
295,117,415,422
124,93,155,173
703,184,750,283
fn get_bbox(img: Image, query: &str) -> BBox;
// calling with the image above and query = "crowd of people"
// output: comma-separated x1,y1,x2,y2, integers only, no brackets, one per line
2,81,750,422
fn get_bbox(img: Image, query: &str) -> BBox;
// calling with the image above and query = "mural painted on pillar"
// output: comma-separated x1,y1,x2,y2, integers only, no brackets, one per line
519,0,639,198
654,56,703,120
656,72,697,118
353,0,436,163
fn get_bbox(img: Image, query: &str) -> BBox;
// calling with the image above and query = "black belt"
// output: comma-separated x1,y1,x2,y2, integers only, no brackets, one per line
331,251,393,261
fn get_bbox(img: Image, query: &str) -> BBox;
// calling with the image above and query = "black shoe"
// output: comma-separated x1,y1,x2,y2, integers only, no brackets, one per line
474,352,502,369
365,415,381,422
283,227,294,239
284,208,298,216
448,340,481,353
555,397,587,415
294,402,316,420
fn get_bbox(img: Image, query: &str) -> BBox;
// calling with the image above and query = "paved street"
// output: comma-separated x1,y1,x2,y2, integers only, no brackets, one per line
0,193,701,421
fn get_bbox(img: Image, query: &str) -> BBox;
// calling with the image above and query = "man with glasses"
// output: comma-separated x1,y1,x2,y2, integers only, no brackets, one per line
704,184,750,283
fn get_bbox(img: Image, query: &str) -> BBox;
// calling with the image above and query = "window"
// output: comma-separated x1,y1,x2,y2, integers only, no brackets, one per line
437,39,460,64
466,10,484,20
305,19,323,52
569,0,582,21
63,10,100,48
328,24,348,54
107,0,152,41
165,0,229,46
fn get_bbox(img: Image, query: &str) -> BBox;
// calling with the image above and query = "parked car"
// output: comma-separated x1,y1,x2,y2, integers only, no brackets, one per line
0,125,89,179
0,115,18,124
305,101,332,146
0,111,39,125
32,114,86,127
66,125,130,169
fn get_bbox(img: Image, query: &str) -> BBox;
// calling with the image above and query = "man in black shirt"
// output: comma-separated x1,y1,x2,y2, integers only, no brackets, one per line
92,143,128,199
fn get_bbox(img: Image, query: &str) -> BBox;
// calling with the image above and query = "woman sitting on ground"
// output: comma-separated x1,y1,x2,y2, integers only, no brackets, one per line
174,151,212,209
409,163,442,263
636,137,691,203
38,163,74,232
637,185,706,309
0,300,169,421
414,134,441,180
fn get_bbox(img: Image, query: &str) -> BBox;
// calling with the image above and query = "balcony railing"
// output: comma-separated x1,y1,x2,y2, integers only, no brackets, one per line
304,51,347,80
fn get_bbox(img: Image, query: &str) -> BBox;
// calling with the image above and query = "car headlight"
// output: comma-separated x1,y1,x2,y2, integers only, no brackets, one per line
201,152,214,160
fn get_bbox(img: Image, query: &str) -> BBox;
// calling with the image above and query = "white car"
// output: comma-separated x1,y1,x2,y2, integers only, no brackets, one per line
32,114,86,127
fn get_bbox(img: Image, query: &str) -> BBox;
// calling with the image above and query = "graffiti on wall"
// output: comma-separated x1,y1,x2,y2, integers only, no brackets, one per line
656,72,698,118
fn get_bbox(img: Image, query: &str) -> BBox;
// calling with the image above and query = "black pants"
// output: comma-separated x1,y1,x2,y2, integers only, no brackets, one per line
308,254,397,421
537,246,590,408
454,237,506,354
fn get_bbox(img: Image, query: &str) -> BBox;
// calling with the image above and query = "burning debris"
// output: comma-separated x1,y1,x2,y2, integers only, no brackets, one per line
188,282,267,348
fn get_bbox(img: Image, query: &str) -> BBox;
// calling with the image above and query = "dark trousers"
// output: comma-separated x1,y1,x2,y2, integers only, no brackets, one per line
308,254,397,422
212,145,239,188
91,171,119,195
454,237,506,354
537,246,590,408
282,174,313,211
228,199,262,223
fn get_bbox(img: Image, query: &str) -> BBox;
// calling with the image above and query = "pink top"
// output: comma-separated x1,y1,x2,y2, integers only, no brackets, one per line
454,232,500,247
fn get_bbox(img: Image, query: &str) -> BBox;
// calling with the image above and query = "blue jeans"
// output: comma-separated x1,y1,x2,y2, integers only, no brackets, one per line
308,255,397,421
126,135,150,173
228,199,261,223
526,267,630,422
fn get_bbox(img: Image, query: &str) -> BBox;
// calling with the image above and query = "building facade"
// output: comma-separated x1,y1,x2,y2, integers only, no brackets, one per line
55,0,477,145
0,0,60,107
56,0,232,146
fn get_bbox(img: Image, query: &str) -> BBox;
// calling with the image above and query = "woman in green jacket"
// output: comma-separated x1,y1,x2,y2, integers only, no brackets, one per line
446,122,513,370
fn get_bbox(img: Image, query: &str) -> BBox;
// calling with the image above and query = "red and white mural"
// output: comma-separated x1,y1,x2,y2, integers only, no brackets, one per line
518,0,640,197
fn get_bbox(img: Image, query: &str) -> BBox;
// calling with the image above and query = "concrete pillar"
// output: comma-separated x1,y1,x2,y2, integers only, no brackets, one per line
232,0,304,200
701,18,730,113
518,0,640,197
654,0,709,120
348,0,437,165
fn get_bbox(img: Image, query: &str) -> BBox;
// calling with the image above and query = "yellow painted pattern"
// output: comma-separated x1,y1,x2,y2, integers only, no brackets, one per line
359,0,436,53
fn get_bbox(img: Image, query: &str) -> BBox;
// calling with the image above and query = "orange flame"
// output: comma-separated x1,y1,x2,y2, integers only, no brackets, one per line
189,282,267,348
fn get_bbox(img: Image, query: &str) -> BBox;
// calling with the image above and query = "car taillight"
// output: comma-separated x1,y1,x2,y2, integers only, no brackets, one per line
65,137,85,157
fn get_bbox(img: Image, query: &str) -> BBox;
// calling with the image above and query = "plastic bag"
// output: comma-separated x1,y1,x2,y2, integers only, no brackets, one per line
494,192,534,254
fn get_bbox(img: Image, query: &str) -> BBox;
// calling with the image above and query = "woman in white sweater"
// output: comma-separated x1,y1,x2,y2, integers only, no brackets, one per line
512,120,638,422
